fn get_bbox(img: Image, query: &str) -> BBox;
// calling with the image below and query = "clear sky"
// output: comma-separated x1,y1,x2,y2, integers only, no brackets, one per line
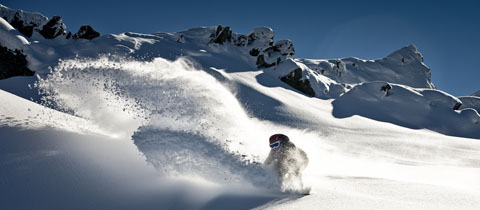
3,0,479,96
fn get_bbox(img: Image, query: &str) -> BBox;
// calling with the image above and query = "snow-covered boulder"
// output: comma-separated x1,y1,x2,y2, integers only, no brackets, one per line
256,40,295,68
72,25,100,40
298,45,435,89
265,58,347,99
332,82,480,139
247,27,274,56
273,40,295,57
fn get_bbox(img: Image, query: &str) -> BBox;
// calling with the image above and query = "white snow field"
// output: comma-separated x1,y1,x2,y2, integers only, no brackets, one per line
1,4,480,210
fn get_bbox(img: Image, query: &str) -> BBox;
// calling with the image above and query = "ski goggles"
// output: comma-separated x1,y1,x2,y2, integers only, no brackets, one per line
270,140,281,149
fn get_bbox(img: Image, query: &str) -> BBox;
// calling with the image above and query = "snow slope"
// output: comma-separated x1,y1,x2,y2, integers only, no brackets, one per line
332,82,480,139
1,4,480,210
2,58,480,209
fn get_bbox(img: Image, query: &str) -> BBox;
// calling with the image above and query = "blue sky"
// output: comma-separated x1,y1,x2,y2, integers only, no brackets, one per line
3,0,479,96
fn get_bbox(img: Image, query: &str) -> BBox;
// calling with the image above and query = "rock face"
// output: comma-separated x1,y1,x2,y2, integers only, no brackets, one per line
39,16,66,39
248,27,274,47
233,34,247,47
1,4,100,40
9,11,35,37
0,4,48,37
210,25,232,44
280,68,315,97
0,43,34,79
72,25,100,40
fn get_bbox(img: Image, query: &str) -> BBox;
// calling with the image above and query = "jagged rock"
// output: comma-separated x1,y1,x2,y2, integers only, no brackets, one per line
73,25,100,40
256,54,276,68
380,83,392,92
0,43,34,79
380,83,393,96
249,48,260,56
65,31,72,39
9,11,35,37
453,102,462,110
210,25,232,44
234,34,247,47
39,16,66,39
176,34,185,43
1,5,48,38
280,68,315,97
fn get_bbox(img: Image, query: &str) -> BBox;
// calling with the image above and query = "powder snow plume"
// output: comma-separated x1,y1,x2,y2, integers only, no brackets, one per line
36,55,293,190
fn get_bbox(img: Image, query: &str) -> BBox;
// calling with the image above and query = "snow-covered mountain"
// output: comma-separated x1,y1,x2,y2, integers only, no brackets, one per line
1,4,480,210
472,90,480,97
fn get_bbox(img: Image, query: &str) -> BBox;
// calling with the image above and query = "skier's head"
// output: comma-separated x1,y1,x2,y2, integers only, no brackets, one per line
269,134,289,149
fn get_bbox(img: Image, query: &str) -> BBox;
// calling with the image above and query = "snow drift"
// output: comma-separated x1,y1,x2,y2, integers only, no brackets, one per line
332,82,480,139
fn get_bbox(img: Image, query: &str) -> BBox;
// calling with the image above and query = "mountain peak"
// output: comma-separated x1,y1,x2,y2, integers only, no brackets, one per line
386,44,424,63
473,90,480,97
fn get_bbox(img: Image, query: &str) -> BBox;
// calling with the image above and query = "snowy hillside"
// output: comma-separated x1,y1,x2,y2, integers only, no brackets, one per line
1,4,480,210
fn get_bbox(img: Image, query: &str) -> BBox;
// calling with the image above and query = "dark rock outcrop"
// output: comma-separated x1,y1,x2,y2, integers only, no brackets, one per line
234,34,247,47
0,43,34,79
249,48,260,56
210,25,232,44
72,25,100,40
280,68,315,97
9,11,35,37
39,16,66,39
256,54,276,68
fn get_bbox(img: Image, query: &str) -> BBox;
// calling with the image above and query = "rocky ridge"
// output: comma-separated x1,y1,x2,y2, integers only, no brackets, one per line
0,4,99,40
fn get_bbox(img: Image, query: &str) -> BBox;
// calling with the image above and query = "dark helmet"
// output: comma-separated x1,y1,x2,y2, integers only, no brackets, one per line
269,134,289,144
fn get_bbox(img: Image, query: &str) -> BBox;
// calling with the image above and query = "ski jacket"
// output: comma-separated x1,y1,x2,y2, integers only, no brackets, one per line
264,141,309,177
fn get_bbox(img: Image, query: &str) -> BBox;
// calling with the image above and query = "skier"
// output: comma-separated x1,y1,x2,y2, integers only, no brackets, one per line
264,134,309,193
